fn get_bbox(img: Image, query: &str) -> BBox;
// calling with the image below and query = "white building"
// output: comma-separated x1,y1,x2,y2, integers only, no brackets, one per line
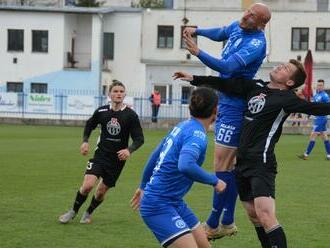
0,2,330,120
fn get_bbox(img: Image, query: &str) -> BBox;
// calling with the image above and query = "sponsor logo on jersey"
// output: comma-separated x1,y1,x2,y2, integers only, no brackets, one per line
193,130,206,140
250,38,262,47
98,108,108,112
107,118,121,135
175,219,186,229
248,93,266,114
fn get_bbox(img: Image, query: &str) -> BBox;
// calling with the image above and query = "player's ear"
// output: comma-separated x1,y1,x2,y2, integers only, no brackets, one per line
286,79,295,88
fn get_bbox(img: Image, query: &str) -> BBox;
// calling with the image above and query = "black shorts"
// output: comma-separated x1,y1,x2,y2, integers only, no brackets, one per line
235,158,277,202
85,149,126,188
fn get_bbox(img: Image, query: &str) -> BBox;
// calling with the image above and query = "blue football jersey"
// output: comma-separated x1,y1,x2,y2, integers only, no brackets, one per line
219,21,266,119
141,119,208,209
313,91,330,120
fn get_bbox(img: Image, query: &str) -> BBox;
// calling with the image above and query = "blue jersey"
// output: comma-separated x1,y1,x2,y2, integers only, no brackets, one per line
313,91,330,120
141,119,210,214
197,21,266,120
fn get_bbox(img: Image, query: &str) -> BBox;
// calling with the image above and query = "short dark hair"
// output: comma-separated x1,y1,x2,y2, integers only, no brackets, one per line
189,87,218,118
109,80,125,92
317,79,325,84
289,59,307,89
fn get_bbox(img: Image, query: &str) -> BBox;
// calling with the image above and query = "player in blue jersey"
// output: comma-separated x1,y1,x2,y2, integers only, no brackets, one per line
299,79,330,160
183,3,271,239
131,87,227,248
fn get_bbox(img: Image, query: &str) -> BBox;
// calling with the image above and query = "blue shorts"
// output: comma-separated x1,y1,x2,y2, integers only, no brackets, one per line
140,201,199,247
215,120,242,148
313,118,327,132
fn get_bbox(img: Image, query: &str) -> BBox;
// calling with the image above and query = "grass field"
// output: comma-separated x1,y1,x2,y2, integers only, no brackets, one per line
1,123,330,248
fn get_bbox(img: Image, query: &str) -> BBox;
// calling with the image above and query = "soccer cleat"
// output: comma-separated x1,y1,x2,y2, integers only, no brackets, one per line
297,154,308,160
326,155,330,161
80,212,92,224
203,223,238,241
59,209,76,224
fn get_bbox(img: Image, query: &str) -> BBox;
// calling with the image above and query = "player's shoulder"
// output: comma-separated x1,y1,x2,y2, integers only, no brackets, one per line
123,105,140,117
252,79,268,88
182,120,207,141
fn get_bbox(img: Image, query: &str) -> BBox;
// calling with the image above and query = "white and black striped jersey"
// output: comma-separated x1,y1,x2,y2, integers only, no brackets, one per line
83,104,144,154
192,76,330,163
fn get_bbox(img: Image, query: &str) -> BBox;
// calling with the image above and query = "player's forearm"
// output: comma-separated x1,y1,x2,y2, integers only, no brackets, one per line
128,135,144,154
178,151,218,186
196,27,227,41
82,116,98,142
301,103,330,116
197,50,241,73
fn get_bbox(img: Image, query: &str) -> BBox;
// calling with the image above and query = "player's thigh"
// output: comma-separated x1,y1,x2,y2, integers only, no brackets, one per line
191,224,210,248
214,145,237,171
168,233,198,248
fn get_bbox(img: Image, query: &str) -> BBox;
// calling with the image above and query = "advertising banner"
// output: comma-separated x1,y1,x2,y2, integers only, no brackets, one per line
0,92,20,112
26,94,55,113
67,95,95,115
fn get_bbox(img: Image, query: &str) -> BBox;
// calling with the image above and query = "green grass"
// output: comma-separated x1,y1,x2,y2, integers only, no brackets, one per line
0,124,330,248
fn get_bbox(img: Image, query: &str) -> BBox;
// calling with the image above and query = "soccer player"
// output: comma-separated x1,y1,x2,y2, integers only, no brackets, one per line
183,3,271,239
174,59,330,247
59,80,144,224
131,87,226,248
298,79,330,160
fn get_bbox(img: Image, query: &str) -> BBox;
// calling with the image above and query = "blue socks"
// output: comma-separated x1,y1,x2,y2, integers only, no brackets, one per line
221,171,238,225
305,140,315,155
206,171,237,228
324,140,330,155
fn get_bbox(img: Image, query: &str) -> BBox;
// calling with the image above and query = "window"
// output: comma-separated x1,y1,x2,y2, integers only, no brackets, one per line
317,0,329,11
316,28,330,51
103,32,114,60
7,82,23,93
181,86,193,104
154,85,172,104
31,83,47,94
291,28,309,51
32,30,48,52
8,29,24,51
181,26,197,49
157,26,174,48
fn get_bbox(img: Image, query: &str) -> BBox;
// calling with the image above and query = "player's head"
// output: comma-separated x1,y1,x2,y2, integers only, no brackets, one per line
269,59,306,89
109,80,126,104
189,87,218,120
316,79,325,93
240,3,271,31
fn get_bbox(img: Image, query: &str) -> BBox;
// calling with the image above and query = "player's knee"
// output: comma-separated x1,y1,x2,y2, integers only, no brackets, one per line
255,209,276,228
80,185,93,194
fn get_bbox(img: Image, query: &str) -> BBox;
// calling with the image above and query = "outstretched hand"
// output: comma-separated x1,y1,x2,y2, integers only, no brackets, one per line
183,33,200,56
172,71,193,81
130,188,144,211
214,179,227,193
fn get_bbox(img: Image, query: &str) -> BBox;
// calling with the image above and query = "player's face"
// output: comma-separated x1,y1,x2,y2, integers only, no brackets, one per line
240,6,262,30
316,82,324,93
270,63,297,85
109,85,126,104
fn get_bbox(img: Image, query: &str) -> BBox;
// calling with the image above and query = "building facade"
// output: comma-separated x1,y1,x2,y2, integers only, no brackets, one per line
0,2,330,120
